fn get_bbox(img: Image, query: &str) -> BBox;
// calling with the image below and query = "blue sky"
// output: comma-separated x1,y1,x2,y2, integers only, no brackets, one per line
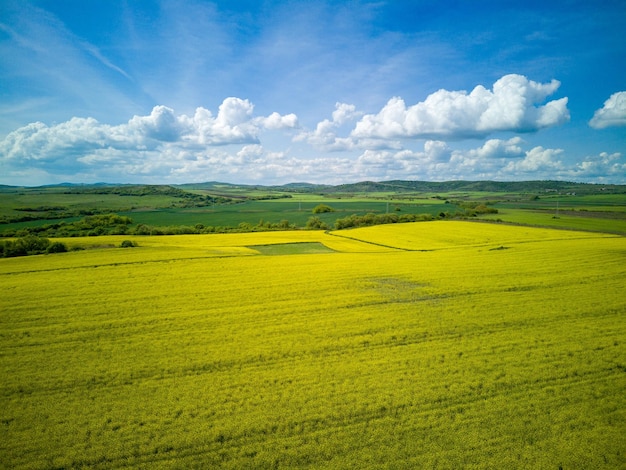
1,0,625,185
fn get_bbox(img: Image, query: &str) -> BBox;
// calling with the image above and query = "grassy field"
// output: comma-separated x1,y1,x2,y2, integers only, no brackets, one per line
119,200,453,228
479,208,626,234
0,188,176,218
1,221,625,468
0,190,453,234
2,183,625,236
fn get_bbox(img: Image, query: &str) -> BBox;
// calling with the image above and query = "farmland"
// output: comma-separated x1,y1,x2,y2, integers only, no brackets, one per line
1,180,625,237
1,221,625,468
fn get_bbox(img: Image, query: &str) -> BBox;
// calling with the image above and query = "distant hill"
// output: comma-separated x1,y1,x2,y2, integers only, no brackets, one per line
1,180,624,195
326,180,626,194
200,180,625,195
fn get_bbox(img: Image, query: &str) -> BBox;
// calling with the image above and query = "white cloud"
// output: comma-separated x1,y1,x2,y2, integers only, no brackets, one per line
424,141,452,162
465,137,524,159
572,152,625,179
127,106,181,142
589,91,626,129
0,99,299,166
349,140,620,183
332,103,361,125
502,146,564,173
295,102,361,151
2,130,624,186
257,112,299,130
1,96,624,186
351,74,569,140
181,103,258,146
237,144,265,161
179,98,298,146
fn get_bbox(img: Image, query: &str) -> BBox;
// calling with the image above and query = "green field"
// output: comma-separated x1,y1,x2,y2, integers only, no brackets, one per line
1,182,625,236
1,222,625,468
0,186,454,234
118,200,453,228
480,208,626,234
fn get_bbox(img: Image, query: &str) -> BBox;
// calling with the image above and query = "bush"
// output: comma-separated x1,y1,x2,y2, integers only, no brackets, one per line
312,204,335,214
46,242,68,254
305,216,329,230
132,224,151,235
120,240,137,248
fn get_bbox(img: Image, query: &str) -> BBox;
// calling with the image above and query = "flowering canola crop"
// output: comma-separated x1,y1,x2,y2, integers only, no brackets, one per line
1,222,624,468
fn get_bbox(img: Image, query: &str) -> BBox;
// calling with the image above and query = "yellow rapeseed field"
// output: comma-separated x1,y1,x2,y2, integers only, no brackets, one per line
1,221,624,468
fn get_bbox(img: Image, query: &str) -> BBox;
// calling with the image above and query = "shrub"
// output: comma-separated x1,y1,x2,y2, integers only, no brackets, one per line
312,204,335,214
120,240,137,248
305,217,329,230
46,242,68,254
18,235,50,254
133,224,151,235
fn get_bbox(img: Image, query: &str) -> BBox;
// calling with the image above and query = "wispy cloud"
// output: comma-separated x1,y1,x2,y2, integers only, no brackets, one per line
80,41,132,81
0,2,148,126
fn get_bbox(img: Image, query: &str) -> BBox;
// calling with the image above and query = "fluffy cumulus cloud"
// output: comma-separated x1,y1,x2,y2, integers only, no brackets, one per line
502,146,565,173
351,74,569,141
349,140,624,183
1,77,624,185
0,98,298,174
465,137,524,160
572,152,625,180
126,106,182,143
1,118,624,184
294,102,361,151
589,91,626,129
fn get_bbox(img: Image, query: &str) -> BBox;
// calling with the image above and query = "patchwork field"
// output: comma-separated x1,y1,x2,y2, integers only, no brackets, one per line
1,222,625,468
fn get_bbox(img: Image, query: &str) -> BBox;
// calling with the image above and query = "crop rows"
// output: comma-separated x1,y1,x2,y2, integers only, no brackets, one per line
1,222,625,468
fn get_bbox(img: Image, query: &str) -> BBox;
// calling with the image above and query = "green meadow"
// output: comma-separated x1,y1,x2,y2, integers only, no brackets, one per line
481,208,626,234
2,181,625,236
118,200,453,228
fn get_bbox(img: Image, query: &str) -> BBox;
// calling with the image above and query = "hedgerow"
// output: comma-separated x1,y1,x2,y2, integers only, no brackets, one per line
0,235,67,257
